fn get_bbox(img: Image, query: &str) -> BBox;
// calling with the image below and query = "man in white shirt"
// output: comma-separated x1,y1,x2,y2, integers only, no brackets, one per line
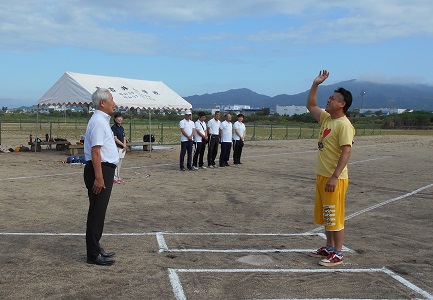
193,111,208,169
179,110,195,171
84,88,119,266
206,111,221,168
219,113,232,167
233,113,246,165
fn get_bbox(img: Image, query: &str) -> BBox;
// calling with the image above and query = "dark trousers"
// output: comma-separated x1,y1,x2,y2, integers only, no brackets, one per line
84,162,115,258
233,139,244,164
207,135,219,166
193,141,206,167
180,140,193,169
219,142,232,166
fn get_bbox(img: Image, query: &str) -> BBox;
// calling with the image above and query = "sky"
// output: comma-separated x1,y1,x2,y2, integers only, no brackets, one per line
1,0,433,108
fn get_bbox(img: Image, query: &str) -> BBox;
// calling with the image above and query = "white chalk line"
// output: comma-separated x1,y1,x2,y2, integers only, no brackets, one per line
307,182,433,234
0,143,393,182
155,232,318,253
243,138,422,160
348,156,391,164
2,230,429,299
244,149,315,158
0,171,84,181
160,232,321,236
160,247,353,254
168,268,187,300
251,298,413,300
157,232,352,254
156,232,169,252
1,141,431,299
0,232,156,236
168,267,432,300
382,268,433,300
0,231,326,237
0,231,353,254
346,183,433,220
0,163,173,181
2,159,429,254
163,249,321,253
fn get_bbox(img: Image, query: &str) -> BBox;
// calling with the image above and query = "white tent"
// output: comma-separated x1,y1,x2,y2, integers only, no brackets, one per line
37,72,192,151
38,71,192,111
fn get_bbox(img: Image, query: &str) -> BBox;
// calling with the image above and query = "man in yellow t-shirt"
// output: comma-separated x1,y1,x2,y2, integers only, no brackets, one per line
306,70,355,267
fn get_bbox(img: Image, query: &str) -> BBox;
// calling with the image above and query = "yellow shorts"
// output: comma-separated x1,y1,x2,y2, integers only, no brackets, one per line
314,174,348,231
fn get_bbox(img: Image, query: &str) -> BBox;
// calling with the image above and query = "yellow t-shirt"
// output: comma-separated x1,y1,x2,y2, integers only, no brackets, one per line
316,111,355,179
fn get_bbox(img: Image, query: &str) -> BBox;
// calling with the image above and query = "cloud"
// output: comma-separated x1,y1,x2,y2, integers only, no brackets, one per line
93,0,312,21
1,0,433,56
0,2,162,55
248,0,433,44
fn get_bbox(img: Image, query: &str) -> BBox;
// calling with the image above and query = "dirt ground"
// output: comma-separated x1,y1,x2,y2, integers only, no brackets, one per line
0,134,432,300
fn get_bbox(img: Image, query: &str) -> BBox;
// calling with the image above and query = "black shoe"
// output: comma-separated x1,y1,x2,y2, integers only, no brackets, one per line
219,164,225,167
87,254,115,266
180,168,186,171
225,163,230,166
100,247,115,258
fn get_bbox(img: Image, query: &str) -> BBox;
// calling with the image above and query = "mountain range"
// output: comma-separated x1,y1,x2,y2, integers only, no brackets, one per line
184,80,433,111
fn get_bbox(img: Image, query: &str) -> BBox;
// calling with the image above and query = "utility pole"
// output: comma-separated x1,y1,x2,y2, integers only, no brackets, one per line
360,90,366,109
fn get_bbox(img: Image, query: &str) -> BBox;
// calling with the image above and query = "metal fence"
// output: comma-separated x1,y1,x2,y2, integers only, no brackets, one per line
0,119,388,147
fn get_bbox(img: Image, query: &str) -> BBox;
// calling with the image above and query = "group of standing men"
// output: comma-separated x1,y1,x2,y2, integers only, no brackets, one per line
179,110,246,171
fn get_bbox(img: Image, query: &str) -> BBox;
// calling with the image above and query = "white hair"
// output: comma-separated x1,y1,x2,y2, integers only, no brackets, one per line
91,88,110,108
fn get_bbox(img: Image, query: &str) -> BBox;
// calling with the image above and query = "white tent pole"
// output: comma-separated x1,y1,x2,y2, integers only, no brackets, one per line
129,108,132,142
35,104,39,153
148,109,152,154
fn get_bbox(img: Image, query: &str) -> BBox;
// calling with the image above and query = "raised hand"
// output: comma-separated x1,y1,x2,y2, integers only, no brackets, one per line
313,70,329,85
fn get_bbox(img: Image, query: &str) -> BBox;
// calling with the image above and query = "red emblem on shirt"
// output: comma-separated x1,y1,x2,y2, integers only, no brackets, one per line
323,128,331,138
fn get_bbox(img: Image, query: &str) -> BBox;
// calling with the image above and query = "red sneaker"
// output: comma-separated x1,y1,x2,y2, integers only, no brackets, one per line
319,252,344,266
310,246,330,257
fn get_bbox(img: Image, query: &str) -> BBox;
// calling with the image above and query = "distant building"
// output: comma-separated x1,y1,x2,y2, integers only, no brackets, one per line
215,104,251,112
359,108,409,116
239,108,264,116
276,105,308,116
212,104,255,115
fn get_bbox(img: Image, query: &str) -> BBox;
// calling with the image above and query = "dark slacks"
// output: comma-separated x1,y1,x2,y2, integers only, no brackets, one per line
180,140,193,169
193,141,206,167
207,135,219,166
84,162,115,258
219,142,232,166
233,139,244,164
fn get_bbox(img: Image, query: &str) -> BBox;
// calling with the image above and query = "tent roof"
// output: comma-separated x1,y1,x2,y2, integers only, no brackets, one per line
38,72,192,111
